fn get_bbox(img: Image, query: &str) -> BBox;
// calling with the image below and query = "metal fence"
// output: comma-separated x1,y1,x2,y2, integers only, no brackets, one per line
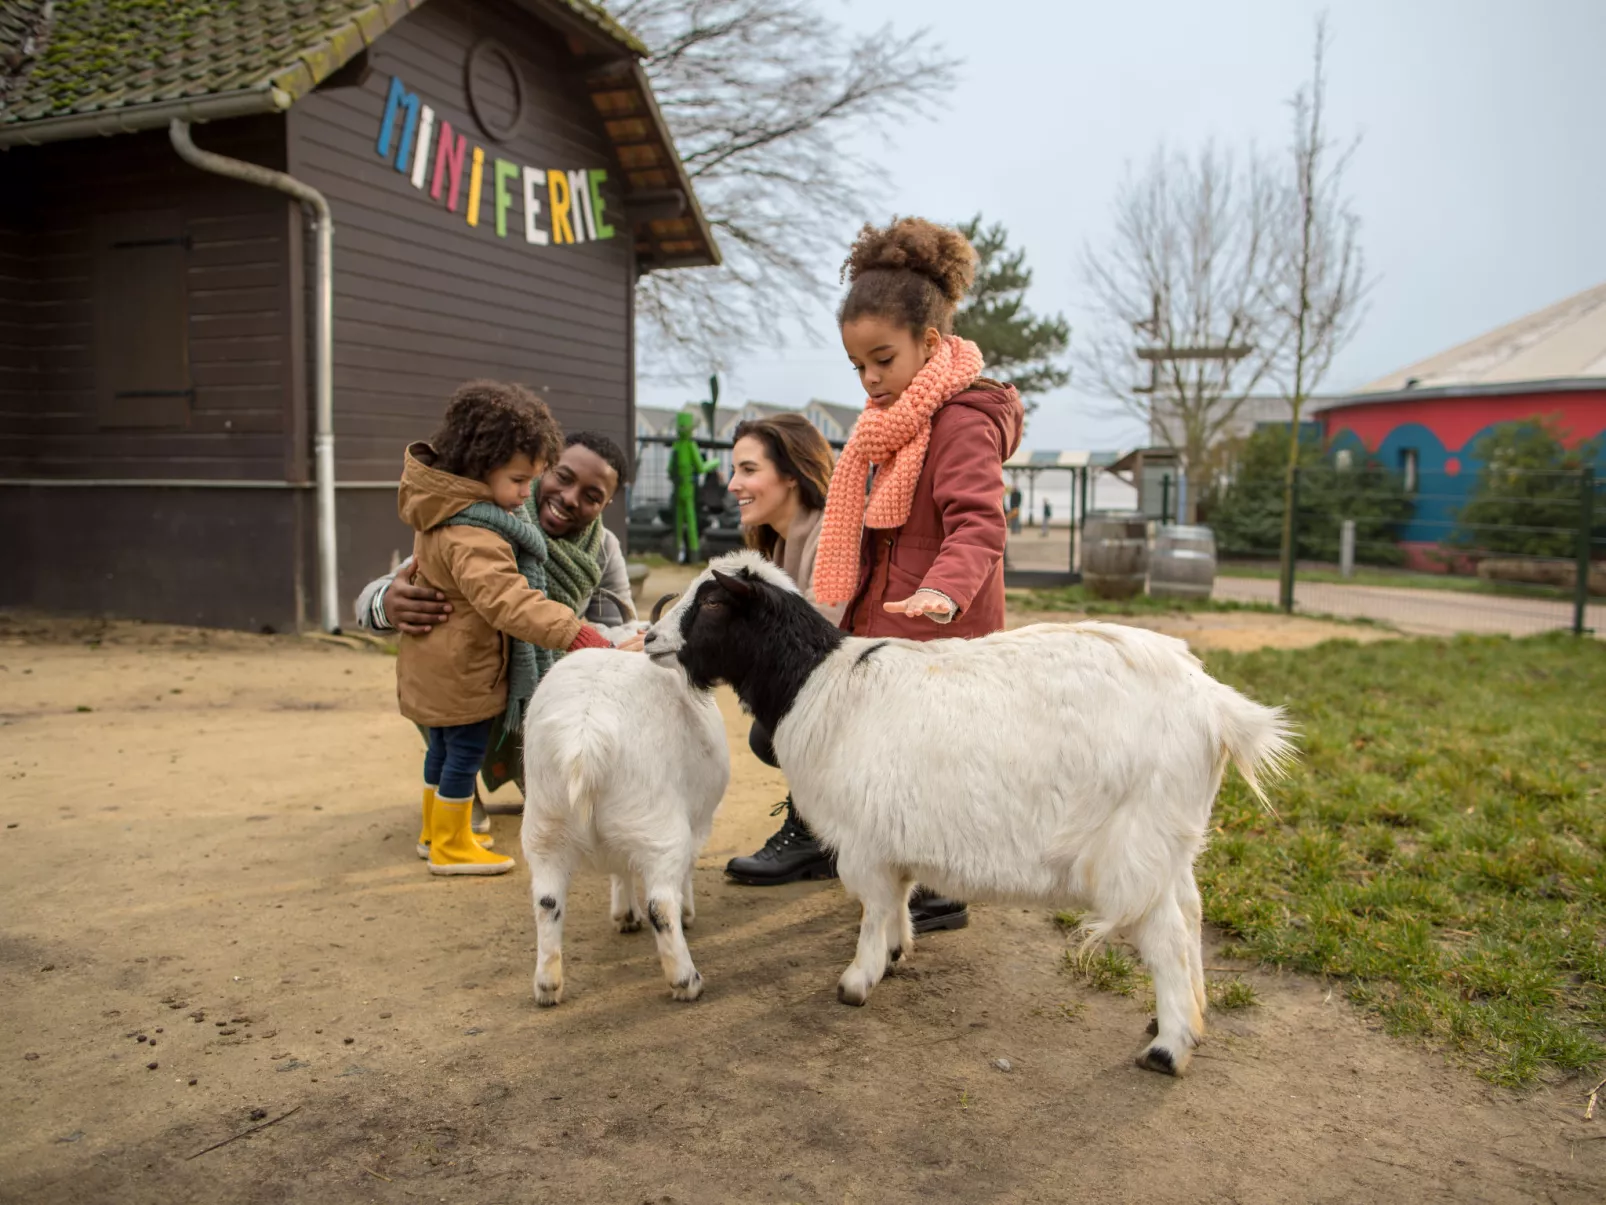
1206,466,1603,638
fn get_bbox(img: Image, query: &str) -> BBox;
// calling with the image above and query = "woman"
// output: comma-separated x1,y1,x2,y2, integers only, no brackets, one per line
724,409,977,934
722,413,841,886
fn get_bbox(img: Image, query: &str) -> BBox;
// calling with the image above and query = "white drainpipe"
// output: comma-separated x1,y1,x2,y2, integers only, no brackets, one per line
169,119,340,632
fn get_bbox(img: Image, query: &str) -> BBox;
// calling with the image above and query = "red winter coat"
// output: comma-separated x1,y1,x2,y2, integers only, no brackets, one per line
841,379,1024,641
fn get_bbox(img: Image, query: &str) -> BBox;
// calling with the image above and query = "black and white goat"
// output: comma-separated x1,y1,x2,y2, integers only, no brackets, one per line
520,629,729,1006
644,551,1294,1075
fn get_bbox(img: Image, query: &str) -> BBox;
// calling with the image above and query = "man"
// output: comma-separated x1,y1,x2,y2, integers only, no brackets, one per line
357,431,637,820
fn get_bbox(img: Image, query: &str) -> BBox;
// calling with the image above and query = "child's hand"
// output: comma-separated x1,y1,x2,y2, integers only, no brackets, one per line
883,589,954,621
614,631,646,653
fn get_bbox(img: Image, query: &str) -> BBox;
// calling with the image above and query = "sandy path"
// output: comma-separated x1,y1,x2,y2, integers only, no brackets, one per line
1,609,1600,1204
1212,574,1602,638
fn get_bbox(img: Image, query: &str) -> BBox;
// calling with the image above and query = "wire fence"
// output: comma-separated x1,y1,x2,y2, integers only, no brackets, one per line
1205,465,1604,637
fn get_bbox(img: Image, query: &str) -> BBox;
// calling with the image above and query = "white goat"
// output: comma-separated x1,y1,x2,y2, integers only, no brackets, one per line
519,644,729,1006
645,550,1294,1075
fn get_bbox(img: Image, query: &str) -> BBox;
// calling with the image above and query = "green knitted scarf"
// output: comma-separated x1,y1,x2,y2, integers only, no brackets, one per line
442,501,555,740
543,513,604,616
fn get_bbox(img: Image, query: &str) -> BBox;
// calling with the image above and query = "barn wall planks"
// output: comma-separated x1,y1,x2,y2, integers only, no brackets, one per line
0,485,302,630
288,0,636,598
0,117,297,482
2,0,642,630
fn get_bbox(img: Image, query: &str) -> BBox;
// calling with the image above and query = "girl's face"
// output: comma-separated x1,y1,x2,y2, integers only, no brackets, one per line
729,434,795,530
842,317,943,407
487,452,541,512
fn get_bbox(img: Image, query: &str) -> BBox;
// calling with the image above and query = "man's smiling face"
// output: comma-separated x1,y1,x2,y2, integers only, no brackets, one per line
535,443,619,537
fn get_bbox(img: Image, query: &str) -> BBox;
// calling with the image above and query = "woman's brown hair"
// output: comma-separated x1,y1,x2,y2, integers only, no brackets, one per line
731,412,835,561
837,217,978,338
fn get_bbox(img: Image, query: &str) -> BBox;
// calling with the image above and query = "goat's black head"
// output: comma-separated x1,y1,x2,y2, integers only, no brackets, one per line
643,552,845,728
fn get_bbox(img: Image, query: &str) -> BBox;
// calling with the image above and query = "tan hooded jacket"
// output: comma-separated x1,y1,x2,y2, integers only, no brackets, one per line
395,442,583,728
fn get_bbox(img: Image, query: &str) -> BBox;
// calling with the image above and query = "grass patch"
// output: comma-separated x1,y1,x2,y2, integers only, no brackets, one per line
1218,562,1574,602
1201,632,1606,1085
1012,584,1282,618
1063,946,1144,997
1207,978,1260,1011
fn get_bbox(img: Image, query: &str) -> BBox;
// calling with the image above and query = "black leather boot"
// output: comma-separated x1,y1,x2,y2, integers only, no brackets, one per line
725,797,837,885
909,886,969,933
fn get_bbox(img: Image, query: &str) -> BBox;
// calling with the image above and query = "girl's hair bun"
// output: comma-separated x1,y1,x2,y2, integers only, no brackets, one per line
843,217,977,304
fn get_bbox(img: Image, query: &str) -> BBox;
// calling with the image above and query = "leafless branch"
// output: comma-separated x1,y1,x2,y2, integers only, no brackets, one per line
1077,143,1288,494
616,0,960,376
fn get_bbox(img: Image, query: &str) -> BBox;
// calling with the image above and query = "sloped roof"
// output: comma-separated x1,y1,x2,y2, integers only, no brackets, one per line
0,0,715,268
1003,449,1122,470
804,399,861,429
1345,281,1606,402
0,1,398,127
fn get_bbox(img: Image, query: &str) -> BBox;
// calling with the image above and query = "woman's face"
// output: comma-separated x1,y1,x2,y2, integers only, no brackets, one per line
729,434,794,530
842,316,942,407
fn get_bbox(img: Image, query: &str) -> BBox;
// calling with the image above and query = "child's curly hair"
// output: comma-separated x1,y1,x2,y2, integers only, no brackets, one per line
837,217,978,337
428,380,563,482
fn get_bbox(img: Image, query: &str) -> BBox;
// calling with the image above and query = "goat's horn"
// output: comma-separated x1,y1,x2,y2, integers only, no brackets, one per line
650,593,680,623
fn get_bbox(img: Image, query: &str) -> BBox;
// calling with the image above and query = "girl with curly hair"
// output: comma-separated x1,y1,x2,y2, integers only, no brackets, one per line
396,381,614,876
807,217,1025,932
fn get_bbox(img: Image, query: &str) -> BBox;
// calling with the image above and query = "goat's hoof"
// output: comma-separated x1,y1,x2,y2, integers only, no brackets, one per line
887,945,904,964
614,914,642,934
836,974,873,1007
534,980,564,1008
681,911,695,930
1145,1016,1159,1037
1136,1042,1185,1076
670,971,703,1002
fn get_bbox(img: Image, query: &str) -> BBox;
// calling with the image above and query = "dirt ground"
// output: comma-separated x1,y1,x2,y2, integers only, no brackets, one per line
3,596,1601,1205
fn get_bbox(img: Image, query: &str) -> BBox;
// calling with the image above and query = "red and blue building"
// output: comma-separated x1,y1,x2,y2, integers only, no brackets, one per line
1316,283,1606,563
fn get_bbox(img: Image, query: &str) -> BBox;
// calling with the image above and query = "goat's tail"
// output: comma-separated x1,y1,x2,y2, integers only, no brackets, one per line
535,718,614,831
1214,685,1298,810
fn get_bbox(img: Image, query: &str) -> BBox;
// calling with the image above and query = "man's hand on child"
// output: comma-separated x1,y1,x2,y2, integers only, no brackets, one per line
386,568,453,634
883,589,954,620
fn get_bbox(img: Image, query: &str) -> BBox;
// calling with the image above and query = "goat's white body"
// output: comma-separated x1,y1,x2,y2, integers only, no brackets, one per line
520,649,729,1005
776,619,1291,1071
780,622,1269,921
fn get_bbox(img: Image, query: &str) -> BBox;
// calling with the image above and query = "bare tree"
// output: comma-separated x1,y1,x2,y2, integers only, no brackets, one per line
1078,144,1286,515
616,1,959,376
1272,14,1370,596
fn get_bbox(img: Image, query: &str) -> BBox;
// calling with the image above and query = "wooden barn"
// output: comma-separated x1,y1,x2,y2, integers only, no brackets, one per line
0,0,716,632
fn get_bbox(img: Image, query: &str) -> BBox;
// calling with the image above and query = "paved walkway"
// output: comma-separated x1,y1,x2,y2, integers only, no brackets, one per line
1212,575,1604,638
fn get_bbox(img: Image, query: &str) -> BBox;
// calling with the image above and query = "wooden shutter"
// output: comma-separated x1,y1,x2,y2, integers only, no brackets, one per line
93,209,191,429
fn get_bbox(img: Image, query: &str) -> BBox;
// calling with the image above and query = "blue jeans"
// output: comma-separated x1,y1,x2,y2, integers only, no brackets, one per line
423,720,493,801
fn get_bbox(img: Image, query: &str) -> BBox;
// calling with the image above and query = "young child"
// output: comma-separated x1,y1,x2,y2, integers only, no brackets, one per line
813,217,1025,930
396,381,612,876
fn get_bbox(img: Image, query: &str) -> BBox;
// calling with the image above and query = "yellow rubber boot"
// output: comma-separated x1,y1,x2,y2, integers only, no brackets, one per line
416,786,493,859
428,795,515,876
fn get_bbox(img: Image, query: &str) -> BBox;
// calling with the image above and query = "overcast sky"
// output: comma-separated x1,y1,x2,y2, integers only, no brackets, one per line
638,0,1606,452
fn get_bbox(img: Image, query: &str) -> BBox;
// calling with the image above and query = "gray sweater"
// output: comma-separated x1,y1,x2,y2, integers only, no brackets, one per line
355,525,635,633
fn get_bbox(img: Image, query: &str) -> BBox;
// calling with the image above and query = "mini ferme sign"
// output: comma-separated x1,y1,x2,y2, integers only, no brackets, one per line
374,75,616,247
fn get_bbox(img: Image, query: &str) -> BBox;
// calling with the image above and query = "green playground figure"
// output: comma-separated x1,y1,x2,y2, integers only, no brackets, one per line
669,410,720,563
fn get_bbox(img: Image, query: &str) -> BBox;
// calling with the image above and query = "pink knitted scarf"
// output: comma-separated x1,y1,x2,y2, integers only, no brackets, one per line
812,335,985,605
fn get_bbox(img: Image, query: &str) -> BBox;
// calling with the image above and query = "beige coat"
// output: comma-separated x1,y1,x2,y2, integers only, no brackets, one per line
773,506,845,626
395,443,583,728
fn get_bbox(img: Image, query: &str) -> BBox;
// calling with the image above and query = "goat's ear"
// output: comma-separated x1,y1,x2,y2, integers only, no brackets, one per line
710,569,757,600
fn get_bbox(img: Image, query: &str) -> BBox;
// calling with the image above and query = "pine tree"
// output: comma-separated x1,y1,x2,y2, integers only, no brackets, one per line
953,215,1070,414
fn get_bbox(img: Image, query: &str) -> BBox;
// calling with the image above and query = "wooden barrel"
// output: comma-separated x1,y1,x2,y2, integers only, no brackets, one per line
1081,511,1149,599
1148,524,1217,601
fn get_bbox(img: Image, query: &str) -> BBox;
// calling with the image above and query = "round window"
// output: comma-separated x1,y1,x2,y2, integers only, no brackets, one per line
465,40,524,143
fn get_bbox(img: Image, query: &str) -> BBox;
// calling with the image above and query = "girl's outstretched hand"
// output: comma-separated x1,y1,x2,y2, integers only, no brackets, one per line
882,589,954,620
